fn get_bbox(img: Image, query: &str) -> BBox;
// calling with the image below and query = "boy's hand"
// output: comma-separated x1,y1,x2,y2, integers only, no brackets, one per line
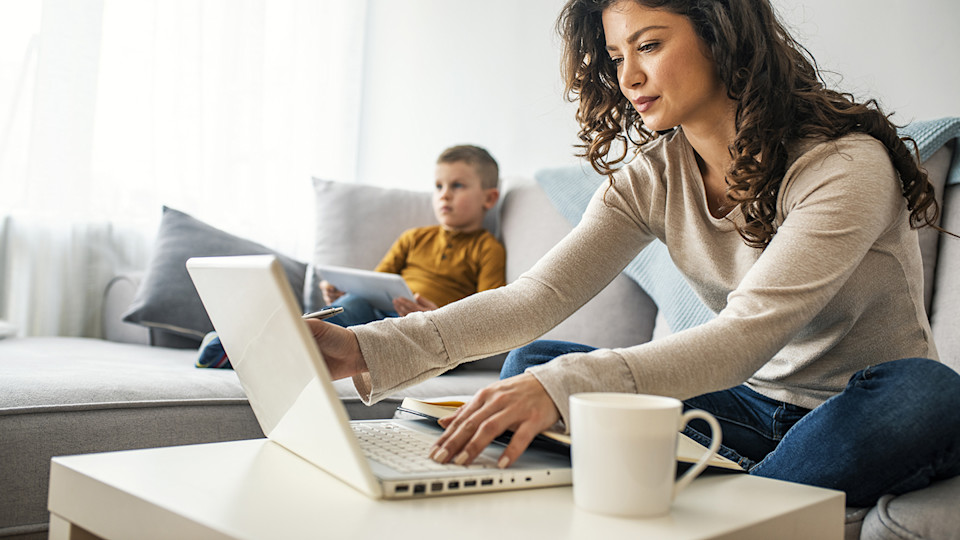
319,280,344,305
393,293,438,316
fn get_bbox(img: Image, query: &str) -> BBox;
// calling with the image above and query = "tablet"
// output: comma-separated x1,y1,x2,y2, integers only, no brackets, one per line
315,265,415,312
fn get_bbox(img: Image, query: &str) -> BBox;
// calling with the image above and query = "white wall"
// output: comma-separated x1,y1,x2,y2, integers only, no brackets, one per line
355,0,960,191
771,0,960,123
355,0,577,189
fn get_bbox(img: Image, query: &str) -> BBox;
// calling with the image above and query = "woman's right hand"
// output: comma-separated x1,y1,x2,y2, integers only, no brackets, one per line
319,280,344,306
429,373,560,469
303,318,367,380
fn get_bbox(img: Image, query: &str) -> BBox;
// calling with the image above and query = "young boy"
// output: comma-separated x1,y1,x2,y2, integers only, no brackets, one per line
320,144,506,327
196,145,505,368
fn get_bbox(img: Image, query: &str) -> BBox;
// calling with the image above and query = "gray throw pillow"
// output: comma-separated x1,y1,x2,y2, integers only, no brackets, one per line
122,206,307,340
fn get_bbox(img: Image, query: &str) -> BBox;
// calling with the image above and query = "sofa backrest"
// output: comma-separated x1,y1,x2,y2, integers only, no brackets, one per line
917,144,953,312
499,177,658,348
929,171,960,373
904,141,958,373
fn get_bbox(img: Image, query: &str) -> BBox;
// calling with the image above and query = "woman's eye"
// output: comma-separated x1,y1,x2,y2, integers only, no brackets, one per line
609,57,623,66
639,41,659,53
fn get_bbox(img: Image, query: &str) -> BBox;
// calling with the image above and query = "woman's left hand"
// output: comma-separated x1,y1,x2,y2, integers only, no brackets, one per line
428,373,560,469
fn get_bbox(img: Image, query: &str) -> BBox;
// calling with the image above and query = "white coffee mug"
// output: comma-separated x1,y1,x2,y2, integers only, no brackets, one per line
569,392,723,518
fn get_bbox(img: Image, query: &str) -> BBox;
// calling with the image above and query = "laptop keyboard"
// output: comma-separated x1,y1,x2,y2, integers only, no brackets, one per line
352,422,498,473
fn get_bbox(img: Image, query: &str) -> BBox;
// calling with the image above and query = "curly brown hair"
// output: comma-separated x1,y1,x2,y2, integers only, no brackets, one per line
558,0,941,248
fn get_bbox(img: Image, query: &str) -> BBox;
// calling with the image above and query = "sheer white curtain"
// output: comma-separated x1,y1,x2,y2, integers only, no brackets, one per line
0,0,367,337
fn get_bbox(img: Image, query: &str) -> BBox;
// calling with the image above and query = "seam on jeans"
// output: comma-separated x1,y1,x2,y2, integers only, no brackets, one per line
771,403,808,441
846,365,871,391
683,426,752,470
748,404,818,475
704,414,780,442
772,405,786,440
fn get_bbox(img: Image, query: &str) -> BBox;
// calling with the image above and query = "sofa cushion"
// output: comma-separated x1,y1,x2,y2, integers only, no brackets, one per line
916,143,952,313
0,337,261,538
309,178,437,274
844,506,870,540
532,165,715,335
0,336,498,537
122,207,308,345
102,274,150,345
930,182,960,373
860,475,960,540
307,178,435,313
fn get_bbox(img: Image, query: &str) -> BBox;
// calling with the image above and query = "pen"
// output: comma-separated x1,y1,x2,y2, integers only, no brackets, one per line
301,307,344,321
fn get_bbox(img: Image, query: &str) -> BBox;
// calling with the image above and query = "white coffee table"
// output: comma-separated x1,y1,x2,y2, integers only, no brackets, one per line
48,438,844,540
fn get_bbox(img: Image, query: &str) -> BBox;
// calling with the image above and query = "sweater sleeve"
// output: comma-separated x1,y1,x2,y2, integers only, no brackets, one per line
528,136,908,427
350,181,655,403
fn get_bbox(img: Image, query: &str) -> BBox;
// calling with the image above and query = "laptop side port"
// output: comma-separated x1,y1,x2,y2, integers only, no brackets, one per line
395,484,410,494
480,478,494,486
464,479,477,488
447,481,460,490
430,482,444,492
413,483,427,495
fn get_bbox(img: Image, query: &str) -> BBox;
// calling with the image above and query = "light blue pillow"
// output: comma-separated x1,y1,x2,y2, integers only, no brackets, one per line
534,165,716,333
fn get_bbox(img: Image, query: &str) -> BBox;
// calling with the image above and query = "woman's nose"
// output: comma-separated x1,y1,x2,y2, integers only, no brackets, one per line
619,57,644,90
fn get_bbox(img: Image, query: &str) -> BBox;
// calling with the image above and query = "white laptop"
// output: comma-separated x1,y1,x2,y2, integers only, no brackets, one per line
186,255,571,499
315,264,415,312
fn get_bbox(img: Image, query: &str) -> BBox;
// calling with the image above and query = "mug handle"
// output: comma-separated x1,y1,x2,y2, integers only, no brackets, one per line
673,410,722,497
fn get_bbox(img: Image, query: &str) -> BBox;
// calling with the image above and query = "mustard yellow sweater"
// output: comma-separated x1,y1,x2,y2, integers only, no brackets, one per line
375,225,505,308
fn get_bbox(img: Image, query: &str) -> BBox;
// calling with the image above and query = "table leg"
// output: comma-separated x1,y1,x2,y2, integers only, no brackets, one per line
49,514,104,540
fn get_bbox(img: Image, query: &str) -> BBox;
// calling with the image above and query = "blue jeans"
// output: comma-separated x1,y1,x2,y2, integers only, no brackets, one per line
501,340,960,507
324,294,398,327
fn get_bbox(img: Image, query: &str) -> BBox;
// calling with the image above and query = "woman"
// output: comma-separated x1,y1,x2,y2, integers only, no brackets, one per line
309,0,960,506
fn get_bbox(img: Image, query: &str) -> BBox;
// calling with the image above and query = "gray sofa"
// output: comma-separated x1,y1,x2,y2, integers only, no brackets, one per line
2,140,959,539
0,175,655,540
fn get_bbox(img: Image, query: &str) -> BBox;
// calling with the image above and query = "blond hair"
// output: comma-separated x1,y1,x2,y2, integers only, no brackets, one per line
437,145,500,190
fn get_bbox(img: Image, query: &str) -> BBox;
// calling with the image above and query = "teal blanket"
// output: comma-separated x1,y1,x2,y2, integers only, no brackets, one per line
536,118,959,333
898,117,960,186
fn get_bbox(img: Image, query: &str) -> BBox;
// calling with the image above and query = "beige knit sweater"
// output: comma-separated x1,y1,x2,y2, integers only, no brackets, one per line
351,129,938,426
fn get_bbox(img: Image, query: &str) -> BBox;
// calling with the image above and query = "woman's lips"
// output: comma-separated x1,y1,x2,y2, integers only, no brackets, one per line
632,96,658,113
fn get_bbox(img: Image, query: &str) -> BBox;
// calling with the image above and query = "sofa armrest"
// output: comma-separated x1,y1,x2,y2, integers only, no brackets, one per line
102,273,150,345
